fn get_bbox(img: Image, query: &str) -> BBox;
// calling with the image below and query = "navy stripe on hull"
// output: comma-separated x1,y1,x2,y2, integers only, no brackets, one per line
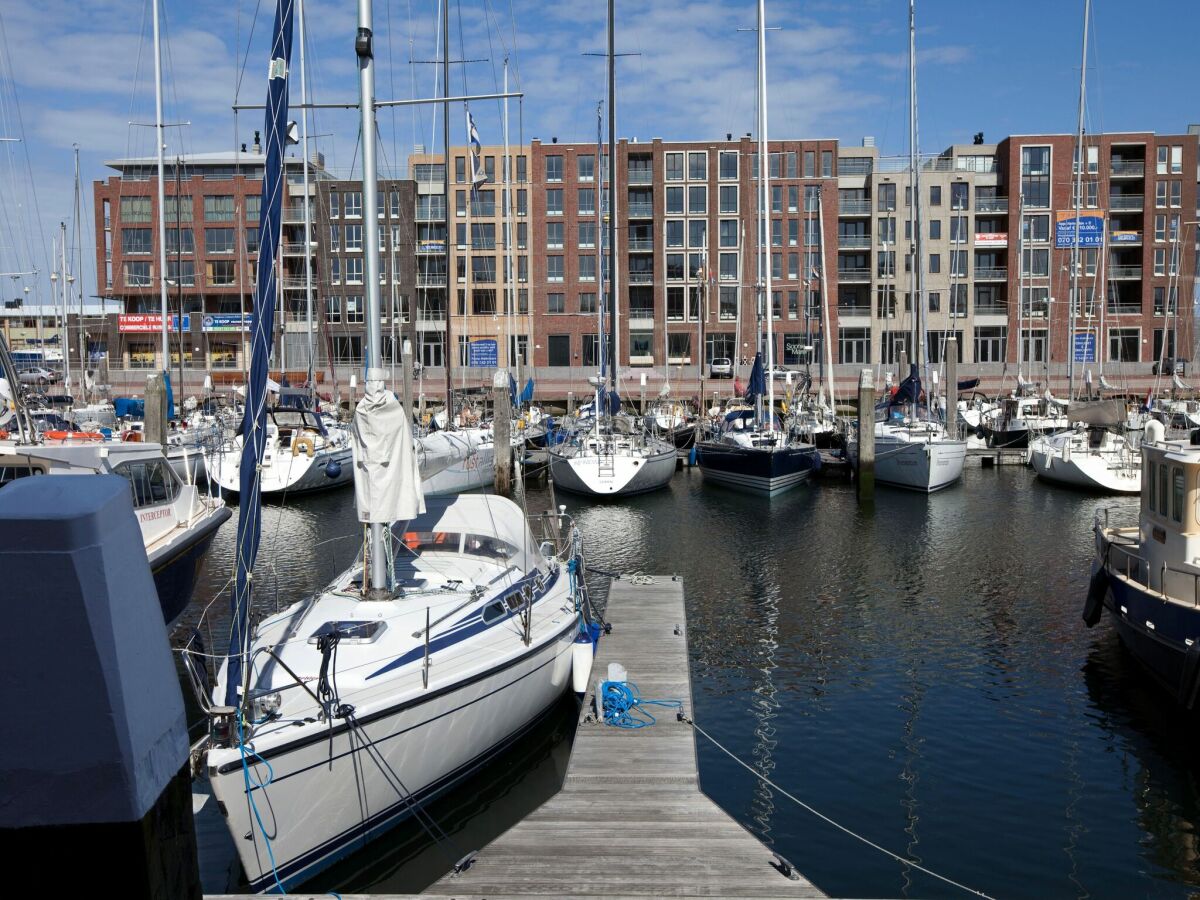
1103,573,1200,697
152,507,231,627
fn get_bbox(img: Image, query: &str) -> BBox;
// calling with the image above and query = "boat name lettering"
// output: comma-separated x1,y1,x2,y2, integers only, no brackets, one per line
139,507,173,522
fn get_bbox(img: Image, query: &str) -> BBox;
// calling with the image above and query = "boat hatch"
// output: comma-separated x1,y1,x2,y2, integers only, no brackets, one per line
307,620,388,644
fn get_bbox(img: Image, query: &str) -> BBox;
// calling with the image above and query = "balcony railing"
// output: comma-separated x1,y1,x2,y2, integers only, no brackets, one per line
975,197,1008,213
627,238,654,251
837,268,871,282
836,303,871,316
280,241,315,255
838,158,873,176
417,273,447,287
629,308,655,320
416,207,447,222
627,202,654,218
1109,195,1144,211
839,199,871,215
1107,303,1142,315
976,302,1008,315
975,267,1008,280
838,235,871,249
1110,265,1143,279
1110,161,1145,177
1108,230,1143,245
628,169,654,185
628,271,655,284
282,206,312,223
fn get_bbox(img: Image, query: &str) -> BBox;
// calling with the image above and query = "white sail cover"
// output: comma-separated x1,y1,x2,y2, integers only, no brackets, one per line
417,430,478,480
352,378,423,523
1173,373,1189,392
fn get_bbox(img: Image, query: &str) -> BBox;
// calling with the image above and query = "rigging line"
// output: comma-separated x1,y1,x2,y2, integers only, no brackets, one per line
233,0,267,103
684,715,996,899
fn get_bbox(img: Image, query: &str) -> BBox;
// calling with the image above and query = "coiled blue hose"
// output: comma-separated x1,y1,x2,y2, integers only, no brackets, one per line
601,681,682,729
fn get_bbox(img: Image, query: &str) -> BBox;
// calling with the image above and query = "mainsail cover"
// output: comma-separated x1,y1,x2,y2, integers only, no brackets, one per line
226,0,294,708
352,376,423,523
1066,399,1124,427
744,352,766,405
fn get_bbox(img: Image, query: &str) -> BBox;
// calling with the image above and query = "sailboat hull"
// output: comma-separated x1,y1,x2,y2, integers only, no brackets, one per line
848,435,967,492
696,442,820,496
1029,434,1140,494
548,443,676,497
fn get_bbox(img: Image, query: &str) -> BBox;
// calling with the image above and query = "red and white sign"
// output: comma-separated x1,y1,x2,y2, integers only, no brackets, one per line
118,313,185,333
974,233,1008,246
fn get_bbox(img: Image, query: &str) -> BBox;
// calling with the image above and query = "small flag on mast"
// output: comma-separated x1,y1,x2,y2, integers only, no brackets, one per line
467,110,487,189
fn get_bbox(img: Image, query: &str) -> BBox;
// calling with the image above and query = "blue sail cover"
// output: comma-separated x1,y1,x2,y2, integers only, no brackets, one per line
519,377,534,406
598,387,621,415
744,352,766,405
226,0,294,708
891,364,922,406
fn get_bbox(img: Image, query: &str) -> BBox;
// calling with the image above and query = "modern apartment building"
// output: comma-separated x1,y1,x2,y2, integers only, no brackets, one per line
529,135,840,377
406,144,532,371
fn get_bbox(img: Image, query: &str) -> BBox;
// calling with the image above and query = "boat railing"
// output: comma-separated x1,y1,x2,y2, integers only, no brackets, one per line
1161,564,1200,609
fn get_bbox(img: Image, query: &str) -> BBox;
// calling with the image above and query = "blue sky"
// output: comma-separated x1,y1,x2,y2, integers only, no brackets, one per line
0,0,1196,305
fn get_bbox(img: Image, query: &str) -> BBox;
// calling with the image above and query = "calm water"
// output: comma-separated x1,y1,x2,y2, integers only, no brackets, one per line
185,464,1200,898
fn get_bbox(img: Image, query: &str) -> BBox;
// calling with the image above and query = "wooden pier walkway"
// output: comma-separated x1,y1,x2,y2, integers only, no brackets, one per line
417,576,824,899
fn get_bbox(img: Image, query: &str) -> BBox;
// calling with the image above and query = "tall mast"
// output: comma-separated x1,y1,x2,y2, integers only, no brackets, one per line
1017,192,1025,383
908,0,926,384
502,58,517,380
595,102,605,378
357,0,386,594
299,0,316,394
818,192,836,405
606,0,618,397
442,0,453,417
152,0,170,373
758,0,774,430
73,145,85,396
59,222,70,390
1068,0,1091,400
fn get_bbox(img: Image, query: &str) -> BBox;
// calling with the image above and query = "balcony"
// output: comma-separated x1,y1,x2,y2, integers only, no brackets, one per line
1110,160,1145,178
975,302,1008,315
417,273,448,287
1110,265,1143,280
628,168,654,185
416,240,446,254
838,158,873,176
837,302,871,317
281,241,315,255
416,206,447,222
627,239,654,251
838,235,871,250
839,199,871,216
627,202,654,218
628,270,655,284
975,197,1008,213
1107,303,1142,316
1108,230,1142,246
975,267,1007,280
282,206,311,224
837,267,871,282
1109,195,1144,211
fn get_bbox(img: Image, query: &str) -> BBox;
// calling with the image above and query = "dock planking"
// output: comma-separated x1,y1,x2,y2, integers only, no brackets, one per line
416,576,825,899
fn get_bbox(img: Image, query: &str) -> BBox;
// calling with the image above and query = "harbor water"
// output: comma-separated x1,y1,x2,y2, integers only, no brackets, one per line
184,464,1200,898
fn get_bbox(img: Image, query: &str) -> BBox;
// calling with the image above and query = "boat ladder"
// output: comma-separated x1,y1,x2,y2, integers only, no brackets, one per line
597,451,615,478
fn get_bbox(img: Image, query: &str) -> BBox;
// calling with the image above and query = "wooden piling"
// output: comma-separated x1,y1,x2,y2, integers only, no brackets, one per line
493,371,512,497
857,367,874,501
145,372,168,447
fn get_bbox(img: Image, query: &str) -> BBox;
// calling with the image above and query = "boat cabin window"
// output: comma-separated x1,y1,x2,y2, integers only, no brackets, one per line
1159,465,1169,518
400,530,461,553
1172,467,1184,523
115,459,181,508
0,464,44,488
481,600,507,624
463,533,518,561
1148,461,1157,511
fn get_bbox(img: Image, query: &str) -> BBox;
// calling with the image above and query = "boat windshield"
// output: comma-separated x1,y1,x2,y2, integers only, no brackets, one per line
400,530,462,553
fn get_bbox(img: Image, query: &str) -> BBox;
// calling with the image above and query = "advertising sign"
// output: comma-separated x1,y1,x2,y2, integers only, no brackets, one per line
1073,332,1096,363
467,338,498,367
118,314,189,333
1110,230,1141,244
1055,210,1105,248
202,313,254,332
974,232,1008,246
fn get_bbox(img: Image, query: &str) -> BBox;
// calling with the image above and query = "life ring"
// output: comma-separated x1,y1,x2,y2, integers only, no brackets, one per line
122,431,143,442
45,430,105,443
292,433,316,458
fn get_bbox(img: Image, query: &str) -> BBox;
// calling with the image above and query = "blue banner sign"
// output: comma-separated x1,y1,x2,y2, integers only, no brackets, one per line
467,338,498,367
1073,332,1096,363
1055,211,1105,248
202,313,254,333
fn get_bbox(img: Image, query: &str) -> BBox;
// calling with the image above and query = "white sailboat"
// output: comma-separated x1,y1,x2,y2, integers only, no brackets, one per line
190,3,596,892
1029,398,1140,493
548,1,675,497
845,0,965,493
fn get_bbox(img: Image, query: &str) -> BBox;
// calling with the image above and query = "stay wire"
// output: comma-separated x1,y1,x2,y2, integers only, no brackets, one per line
681,714,996,900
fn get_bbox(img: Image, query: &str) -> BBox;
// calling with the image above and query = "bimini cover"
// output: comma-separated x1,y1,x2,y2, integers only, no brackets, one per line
1067,399,1124,427
352,375,423,523
401,493,540,572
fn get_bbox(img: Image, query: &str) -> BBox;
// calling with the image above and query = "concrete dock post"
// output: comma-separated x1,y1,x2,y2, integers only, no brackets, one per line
567,391,575,417
946,336,958,437
493,370,512,497
145,372,168,446
857,367,875,501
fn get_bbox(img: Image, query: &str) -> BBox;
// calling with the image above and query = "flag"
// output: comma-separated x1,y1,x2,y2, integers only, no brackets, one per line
467,110,487,189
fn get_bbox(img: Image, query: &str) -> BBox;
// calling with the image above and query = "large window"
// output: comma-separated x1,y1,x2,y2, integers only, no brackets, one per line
665,187,684,215
546,189,563,216
1108,327,1140,362
719,151,738,180
719,185,738,214
974,326,1007,362
120,196,152,223
1020,146,1051,208
719,286,737,320
547,256,564,282
204,195,235,221
545,155,563,182
547,334,570,366
665,152,684,181
343,191,363,217
688,151,707,180
124,261,151,287
577,154,594,181
165,196,193,222
838,327,870,364
122,228,152,254
687,186,706,215
205,227,235,255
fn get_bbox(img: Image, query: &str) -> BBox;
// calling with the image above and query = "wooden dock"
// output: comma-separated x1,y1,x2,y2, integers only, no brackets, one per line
967,446,1030,467
417,576,824,899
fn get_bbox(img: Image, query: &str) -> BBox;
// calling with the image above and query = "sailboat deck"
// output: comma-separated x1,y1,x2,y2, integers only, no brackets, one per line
414,576,825,898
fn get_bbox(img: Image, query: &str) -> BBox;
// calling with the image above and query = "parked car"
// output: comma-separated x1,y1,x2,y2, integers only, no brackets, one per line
18,367,60,386
709,357,733,378
1152,357,1186,376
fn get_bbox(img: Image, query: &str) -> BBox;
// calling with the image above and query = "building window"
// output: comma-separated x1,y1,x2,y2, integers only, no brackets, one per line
204,227,235,254
665,152,684,181
517,189,528,215
974,326,1007,363
877,183,896,212
343,191,362,217
165,196,193,222
206,260,235,286
666,253,684,281
579,292,597,314
929,219,941,240
546,189,563,216
930,185,942,206
166,259,195,287
720,252,738,281
547,255,564,282
1021,248,1049,277
821,150,833,177
578,188,595,215
719,286,737,320
719,184,738,214
344,223,363,251
545,155,563,182
204,195,235,221
579,255,596,282
950,182,968,210
122,228,152,254
1108,327,1140,362
688,186,706,215
345,257,364,284
577,154,595,181
120,196,152,223
838,327,870,364
688,151,707,180
666,221,684,249
665,186,684,215
719,151,738,180
123,261,151,287
547,292,565,314
578,222,596,248
1022,214,1050,242
547,334,570,365
1020,146,1051,208
343,295,364,323
688,220,706,248
547,222,564,249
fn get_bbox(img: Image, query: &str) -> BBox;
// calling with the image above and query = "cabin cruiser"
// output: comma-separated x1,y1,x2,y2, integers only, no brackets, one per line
980,393,1068,449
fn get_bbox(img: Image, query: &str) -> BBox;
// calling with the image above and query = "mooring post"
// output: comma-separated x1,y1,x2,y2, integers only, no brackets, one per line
567,390,575,417
946,336,959,437
144,372,168,447
857,367,875,501
493,370,512,496
401,338,415,424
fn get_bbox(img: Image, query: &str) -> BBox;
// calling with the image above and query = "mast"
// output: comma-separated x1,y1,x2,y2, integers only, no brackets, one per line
1017,192,1025,384
606,0,618,398
442,0,453,419
59,222,70,391
757,0,774,431
818,192,836,406
73,145,86,398
1068,0,1090,400
175,158,184,408
358,0,387,595
502,58,517,383
908,0,926,388
152,0,170,375
299,0,316,396
595,102,605,380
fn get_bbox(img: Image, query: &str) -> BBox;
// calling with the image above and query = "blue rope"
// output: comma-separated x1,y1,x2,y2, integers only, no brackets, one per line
601,681,682,729
237,715,287,894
